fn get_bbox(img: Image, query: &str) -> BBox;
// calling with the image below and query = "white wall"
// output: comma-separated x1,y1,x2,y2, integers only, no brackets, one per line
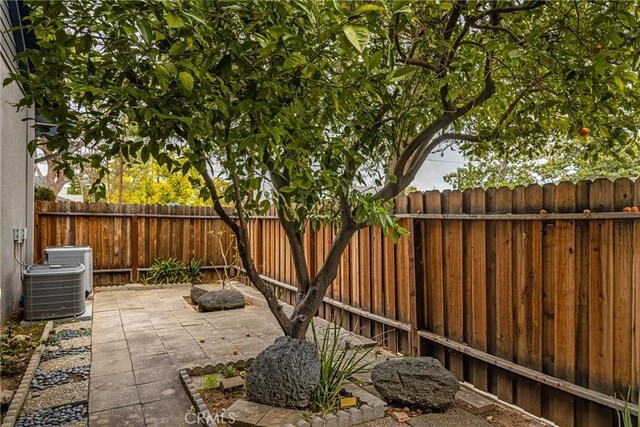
0,0,34,323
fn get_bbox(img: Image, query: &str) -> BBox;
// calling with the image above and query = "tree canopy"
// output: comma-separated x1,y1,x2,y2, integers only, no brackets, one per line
9,0,640,337
445,146,640,190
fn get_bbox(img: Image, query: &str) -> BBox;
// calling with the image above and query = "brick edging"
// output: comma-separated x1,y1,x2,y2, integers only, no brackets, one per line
178,359,386,427
179,360,255,427
1,321,54,427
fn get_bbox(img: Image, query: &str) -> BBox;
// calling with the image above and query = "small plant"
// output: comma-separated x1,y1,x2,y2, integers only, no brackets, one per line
309,321,376,414
221,364,238,378
210,229,241,289
617,389,639,427
0,326,36,374
184,257,204,284
146,258,186,284
200,373,222,391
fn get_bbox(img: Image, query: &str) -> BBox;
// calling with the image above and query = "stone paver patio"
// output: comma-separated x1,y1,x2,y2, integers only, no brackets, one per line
88,284,284,426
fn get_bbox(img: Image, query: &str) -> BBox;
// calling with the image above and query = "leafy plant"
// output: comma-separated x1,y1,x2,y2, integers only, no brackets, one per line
221,364,238,379
0,326,36,374
184,257,204,284
146,258,186,284
617,389,639,427
200,373,222,391
309,321,376,414
34,185,56,201
146,257,205,284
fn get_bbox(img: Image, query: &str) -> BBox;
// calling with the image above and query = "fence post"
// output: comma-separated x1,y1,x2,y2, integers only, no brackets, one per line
130,214,139,283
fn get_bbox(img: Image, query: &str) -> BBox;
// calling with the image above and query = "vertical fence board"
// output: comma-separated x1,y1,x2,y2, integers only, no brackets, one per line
588,179,615,427
495,187,514,403
553,181,577,427
442,190,464,380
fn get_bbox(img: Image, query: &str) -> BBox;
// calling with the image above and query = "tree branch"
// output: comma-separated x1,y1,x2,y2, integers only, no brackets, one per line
467,0,546,21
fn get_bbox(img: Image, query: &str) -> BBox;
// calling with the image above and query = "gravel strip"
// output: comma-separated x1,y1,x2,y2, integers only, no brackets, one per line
51,328,92,342
42,346,91,361
52,321,91,332
31,367,90,390
16,403,88,427
21,380,89,413
39,354,91,372
57,336,91,350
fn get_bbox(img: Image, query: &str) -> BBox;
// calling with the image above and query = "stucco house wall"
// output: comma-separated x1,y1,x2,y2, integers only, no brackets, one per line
0,0,34,323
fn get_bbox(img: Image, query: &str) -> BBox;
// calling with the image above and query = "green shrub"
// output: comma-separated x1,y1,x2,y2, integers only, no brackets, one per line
146,258,186,284
309,321,376,414
184,258,204,284
146,257,204,284
34,185,56,201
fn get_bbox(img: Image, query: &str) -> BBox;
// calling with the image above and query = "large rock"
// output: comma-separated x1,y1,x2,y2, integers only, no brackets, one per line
198,289,245,312
371,357,459,410
246,336,321,409
190,286,208,304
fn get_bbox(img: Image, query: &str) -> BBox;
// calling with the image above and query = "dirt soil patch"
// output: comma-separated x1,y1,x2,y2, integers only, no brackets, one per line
0,312,47,422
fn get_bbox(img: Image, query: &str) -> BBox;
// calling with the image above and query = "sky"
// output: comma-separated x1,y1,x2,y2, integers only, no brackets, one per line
411,146,466,191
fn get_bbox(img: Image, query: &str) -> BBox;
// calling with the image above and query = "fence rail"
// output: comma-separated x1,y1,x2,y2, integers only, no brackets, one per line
35,178,639,426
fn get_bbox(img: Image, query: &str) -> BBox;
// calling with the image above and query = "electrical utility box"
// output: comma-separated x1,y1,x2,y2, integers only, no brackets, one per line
23,264,86,321
45,246,93,296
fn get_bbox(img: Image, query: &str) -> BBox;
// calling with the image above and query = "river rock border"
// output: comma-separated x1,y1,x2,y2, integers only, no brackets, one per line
179,359,387,427
1,321,54,427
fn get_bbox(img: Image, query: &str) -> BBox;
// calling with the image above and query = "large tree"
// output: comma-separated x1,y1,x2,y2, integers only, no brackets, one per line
9,0,640,339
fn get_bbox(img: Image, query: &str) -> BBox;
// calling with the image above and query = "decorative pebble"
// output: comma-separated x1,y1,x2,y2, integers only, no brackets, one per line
30,367,90,390
42,346,91,361
15,403,88,427
48,328,91,344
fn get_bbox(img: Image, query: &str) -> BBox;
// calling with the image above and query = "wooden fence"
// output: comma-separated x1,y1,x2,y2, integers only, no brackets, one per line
247,178,640,427
35,178,639,426
34,201,234,285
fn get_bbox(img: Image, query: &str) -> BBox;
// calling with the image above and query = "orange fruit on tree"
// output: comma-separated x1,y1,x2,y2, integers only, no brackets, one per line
578,127,590,136
539,209,548,215
632,206,639,212
623,207,632,212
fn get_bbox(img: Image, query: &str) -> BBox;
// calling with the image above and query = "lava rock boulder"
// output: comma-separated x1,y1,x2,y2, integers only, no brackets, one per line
246,336,321,409
190,286,208,304
371,357,459,410
198,289,245,312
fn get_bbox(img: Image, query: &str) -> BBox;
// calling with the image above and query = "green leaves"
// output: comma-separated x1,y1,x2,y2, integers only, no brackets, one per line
178,71,194,92
343,24,370,53
166,13,185,28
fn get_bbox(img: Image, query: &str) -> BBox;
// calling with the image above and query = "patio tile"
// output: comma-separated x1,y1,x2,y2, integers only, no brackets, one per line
89,384,140,412
92,332,126,345
92,347,129,360
92,340,128,353
136,379,182,404
90,370,136,392
131,353,172,370
134,365,177,385
128,344,167,359
89,404,145,427
141,394,192,426
91,356,132,377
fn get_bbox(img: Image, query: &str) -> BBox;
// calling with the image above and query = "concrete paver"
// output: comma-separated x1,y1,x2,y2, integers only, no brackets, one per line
89,283,385,426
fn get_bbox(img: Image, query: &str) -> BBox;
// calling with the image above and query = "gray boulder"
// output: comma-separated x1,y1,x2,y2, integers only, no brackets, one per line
190,286,208,304
246,336,321,408
371,357,459,410
198,289,245,311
